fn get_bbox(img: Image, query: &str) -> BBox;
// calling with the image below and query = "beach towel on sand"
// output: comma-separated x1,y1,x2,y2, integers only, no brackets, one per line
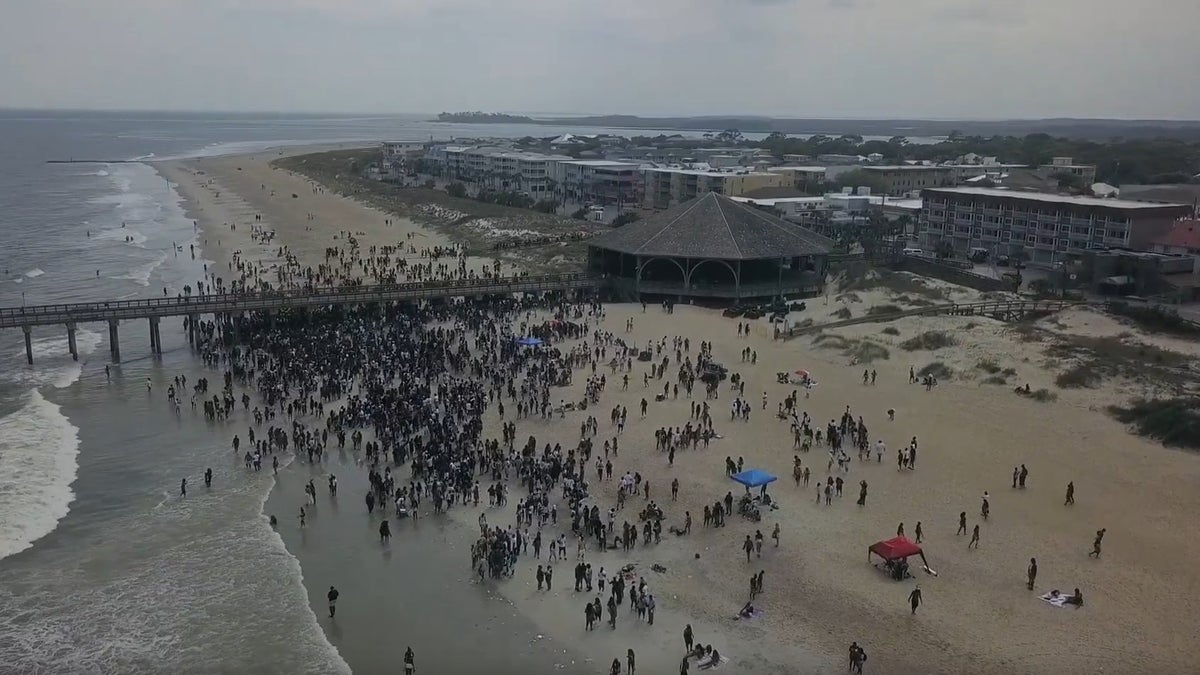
1040,592,1069,607
733,608,764,621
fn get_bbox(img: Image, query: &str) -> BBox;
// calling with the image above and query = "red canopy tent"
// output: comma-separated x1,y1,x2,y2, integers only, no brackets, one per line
868,536,927,564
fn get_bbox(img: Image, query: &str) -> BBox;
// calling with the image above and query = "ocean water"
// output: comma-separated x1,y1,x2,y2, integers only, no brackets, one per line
0,111,690,673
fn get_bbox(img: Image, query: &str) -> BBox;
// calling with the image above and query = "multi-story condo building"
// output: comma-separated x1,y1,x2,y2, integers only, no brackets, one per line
770,166,828,192
642,168,791,209
1039,157,1097,186
918,187,1192,265
429,145,571,198
549,159,643,207
862,166,957,196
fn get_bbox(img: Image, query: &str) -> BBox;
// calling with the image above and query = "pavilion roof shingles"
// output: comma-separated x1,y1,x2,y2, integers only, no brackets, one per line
590,192,834,260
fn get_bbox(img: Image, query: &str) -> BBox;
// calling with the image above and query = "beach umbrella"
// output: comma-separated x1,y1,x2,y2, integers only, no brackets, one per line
516,337,544,347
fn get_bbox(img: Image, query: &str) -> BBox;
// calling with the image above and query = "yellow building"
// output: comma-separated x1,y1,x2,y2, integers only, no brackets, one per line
643,168,791,209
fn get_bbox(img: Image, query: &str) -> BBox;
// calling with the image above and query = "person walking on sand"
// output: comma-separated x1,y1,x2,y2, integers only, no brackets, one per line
914,521,923,544
743,535,754,562
404,647,415,674
957,511,967,535
1064,481,1075,505
180,478,187,497
850,642,868,674
908,585,922,614
981,492,990,520
684,624,694,652
1027,558,1038,590
1089,528,1106,558
627,648,636,674
327,585,339,618
772,523,780,547
968,524,980,549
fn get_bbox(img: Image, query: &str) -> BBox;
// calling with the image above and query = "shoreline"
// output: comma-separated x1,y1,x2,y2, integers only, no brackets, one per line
158,146,1200,675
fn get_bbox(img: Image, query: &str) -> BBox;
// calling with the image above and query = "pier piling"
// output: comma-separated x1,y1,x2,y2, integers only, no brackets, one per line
148,316,162,355
108,319,121,363
67,323,78,361
23,326,32,365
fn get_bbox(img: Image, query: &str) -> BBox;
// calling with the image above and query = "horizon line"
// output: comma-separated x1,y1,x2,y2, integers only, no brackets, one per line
2,107,1199,124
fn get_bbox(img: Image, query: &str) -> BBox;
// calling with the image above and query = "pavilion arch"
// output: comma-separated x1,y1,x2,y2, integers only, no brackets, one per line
637,257,687,283
686,258,738,287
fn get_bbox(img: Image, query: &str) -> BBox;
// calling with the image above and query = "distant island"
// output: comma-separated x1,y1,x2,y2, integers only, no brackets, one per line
436,112,535,124
432,112,1200,141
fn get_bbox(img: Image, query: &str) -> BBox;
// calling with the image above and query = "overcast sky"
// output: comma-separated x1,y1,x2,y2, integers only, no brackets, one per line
2,0,1198,119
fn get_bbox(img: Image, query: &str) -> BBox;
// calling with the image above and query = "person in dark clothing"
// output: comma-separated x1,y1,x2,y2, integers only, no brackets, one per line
908,585,922,614
327,586,339,618
1064,481,1075,505
1027,558,1038,590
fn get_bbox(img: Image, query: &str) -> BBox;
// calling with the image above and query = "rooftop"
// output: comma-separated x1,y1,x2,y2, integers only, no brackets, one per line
645,167,781,178
589,192,834,260
772,166,828,172
560,159,641,168
922,187,1191,210
864,165,952,171
731,196,826,207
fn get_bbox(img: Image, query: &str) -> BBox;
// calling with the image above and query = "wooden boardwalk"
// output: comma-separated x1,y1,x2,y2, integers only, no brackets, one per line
779,299,1080,339
3,273,596,363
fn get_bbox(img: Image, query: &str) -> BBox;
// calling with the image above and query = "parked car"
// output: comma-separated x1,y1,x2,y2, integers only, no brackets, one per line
995,255,1011,267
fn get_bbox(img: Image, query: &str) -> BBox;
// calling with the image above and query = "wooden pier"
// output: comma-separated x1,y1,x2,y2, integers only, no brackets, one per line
3,273,596,364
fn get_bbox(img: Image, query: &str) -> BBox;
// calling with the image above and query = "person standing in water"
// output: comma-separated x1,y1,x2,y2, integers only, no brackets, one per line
204,468,212,488
327,586,339,618
179,478,186,497
404,647,415,673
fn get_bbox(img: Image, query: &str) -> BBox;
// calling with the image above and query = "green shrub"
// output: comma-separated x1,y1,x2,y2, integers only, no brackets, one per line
1029,388,1057,402
851,341,890,363
900,331,956,351
1056,365,1102,389
881,327,900,336
976,359,1002,374
833,307,852,320
1109,398,1200,450
867,304,902,316
917,362,952,379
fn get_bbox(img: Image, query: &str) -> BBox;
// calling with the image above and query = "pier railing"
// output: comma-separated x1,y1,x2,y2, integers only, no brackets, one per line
0,273,596,330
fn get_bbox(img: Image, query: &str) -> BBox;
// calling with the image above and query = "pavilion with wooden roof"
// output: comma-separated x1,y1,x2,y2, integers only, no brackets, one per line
587,192,834,301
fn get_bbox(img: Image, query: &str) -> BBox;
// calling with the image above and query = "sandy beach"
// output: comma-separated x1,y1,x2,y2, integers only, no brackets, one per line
159,149,1200,674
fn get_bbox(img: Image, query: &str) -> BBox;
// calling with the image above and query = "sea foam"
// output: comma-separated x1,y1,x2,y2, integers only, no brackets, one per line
0,389,80,561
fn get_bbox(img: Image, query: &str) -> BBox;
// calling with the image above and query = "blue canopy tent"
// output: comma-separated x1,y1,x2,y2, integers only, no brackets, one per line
731,469,777,490
515,337,544,347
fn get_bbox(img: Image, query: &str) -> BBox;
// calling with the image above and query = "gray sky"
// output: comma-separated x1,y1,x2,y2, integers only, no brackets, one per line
2,0,1198,119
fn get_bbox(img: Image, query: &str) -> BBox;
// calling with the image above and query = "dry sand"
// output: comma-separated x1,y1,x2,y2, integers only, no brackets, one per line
162,149,1200,674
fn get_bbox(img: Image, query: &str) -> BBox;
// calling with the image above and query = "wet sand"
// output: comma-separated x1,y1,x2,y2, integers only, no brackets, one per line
164,148,1200,674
